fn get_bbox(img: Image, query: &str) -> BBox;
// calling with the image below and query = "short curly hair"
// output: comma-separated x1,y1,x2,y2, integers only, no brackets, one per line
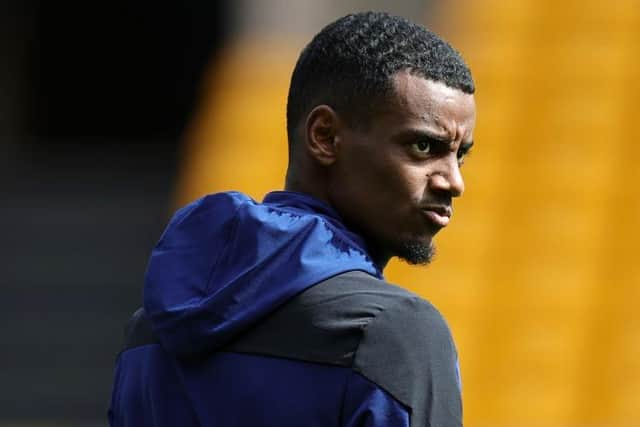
286,12,475,146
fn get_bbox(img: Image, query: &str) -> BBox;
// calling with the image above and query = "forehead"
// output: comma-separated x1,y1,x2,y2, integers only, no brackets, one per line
383,71,476,138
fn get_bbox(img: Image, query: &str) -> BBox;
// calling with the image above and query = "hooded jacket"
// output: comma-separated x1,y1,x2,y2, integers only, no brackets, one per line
108,191,462,426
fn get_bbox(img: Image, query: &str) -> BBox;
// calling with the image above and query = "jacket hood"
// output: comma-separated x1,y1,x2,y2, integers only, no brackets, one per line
143,191,382,358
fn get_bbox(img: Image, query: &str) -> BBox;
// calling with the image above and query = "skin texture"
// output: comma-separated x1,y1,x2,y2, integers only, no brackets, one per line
285,70,476,269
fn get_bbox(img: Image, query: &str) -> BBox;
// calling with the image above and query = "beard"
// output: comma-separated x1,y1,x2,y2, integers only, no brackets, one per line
347,218,437,267
394,238,436,265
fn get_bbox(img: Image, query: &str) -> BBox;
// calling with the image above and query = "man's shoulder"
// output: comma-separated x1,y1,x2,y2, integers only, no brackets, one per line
124,270,454,363
334,272,460,426
270,270,460,426
301,270,451,338
345,270,448,325
322,271,456,374
228,270,455,369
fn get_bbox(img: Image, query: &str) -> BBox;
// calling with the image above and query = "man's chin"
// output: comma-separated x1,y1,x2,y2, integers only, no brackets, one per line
395,239,436,265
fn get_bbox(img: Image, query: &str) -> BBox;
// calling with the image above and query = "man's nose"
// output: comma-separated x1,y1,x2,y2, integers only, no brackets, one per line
428,158,465,197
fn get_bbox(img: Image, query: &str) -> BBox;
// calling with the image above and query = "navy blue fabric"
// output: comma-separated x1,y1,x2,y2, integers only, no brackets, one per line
143,191,382,358
109,345,409,426
109,345,199,426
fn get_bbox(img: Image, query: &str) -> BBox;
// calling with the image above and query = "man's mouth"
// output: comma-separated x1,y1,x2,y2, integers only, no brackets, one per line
420,205,452,227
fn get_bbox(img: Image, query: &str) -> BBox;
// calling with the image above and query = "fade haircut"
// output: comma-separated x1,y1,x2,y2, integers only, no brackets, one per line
286,11,475,147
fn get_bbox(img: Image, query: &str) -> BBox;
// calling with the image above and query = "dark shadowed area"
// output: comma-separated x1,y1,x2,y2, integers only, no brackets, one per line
0,1,230,423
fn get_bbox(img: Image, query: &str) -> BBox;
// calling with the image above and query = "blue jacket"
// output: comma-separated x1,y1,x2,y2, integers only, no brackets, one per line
109,191,462,426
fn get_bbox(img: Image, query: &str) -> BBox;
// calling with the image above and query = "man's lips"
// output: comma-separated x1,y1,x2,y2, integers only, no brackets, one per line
420,205,452,227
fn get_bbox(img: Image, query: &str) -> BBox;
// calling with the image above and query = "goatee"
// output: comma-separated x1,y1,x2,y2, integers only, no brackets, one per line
396,239,435,265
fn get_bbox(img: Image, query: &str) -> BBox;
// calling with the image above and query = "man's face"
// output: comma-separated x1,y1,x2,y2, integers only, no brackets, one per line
327,71,476,265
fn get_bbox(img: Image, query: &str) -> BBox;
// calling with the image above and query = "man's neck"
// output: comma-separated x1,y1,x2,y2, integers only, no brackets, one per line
283,173,331,207
284,170,389,273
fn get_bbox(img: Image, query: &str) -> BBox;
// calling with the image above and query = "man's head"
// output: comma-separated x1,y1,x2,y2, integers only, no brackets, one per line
285,12,476,268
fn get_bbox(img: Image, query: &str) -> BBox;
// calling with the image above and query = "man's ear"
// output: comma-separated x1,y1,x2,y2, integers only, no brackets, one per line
304,105,341,166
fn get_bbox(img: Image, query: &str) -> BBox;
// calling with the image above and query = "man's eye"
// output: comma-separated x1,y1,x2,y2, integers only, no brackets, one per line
457,149,472,165
413,141,431,154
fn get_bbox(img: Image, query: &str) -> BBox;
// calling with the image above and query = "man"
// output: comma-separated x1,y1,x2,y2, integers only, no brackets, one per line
109,11,475,427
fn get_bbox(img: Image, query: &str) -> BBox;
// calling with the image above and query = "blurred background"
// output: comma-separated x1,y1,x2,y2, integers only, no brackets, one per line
1,0,638,426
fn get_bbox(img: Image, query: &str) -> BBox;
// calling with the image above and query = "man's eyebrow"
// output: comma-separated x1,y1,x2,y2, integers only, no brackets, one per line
393,128,450,143
395,129,475,151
